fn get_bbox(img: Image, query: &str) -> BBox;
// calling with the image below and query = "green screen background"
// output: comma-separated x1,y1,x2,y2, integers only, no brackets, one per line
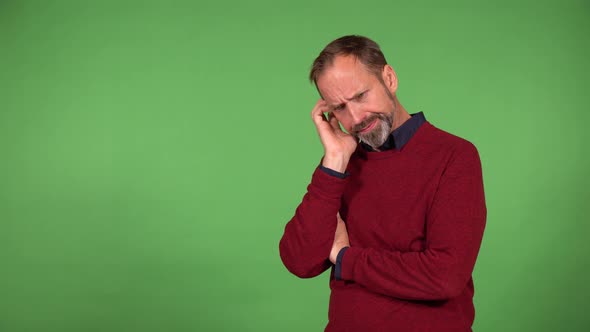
1,0,588,331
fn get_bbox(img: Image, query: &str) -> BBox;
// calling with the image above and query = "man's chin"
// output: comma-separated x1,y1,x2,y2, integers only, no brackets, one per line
358,136,386,150
357,123,390,149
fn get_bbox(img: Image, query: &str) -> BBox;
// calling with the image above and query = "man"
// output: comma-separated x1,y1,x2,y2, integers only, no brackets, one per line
279,35,486,331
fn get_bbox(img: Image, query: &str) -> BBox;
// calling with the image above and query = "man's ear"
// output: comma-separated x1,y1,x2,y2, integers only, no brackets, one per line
381,65,398,95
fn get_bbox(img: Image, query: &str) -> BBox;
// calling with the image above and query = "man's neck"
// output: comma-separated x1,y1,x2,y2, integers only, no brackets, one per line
391,96,411,132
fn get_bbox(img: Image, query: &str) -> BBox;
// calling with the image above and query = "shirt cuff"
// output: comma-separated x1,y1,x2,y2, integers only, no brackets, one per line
334,246,349,280
319,165,349,179
338,246,362,281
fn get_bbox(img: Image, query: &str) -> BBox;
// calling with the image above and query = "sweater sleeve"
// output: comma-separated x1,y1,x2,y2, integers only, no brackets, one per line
279,166,349,278
339,143,487,300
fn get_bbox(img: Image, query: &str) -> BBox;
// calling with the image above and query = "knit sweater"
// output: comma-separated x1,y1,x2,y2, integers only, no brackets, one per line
279,121,487,331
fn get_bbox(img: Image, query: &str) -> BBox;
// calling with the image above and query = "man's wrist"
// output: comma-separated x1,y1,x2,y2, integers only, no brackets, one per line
322,153,350,173
319,165,348,179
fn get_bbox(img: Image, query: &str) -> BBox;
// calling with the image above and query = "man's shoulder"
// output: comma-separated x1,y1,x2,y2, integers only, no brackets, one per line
419,121,479,155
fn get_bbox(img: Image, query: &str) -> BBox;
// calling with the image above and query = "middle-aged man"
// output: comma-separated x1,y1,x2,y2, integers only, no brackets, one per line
279,35,487,331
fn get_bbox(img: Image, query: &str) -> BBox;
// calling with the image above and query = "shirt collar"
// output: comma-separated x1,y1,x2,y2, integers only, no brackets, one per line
360,112,426,152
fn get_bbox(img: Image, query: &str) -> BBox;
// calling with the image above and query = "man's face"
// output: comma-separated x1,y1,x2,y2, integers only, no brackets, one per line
316,55,397,150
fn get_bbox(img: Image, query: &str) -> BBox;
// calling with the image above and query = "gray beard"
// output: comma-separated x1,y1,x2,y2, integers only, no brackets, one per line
353,112,394,151
354,83,396,151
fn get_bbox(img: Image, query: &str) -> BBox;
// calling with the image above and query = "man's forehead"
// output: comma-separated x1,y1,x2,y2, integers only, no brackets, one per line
318,74,369,104
322,56,366,79
317,57,373,94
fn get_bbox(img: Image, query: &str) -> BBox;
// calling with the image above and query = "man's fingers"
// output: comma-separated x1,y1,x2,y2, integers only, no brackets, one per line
335,215,348,234
328,113,342,132
311,99,329,123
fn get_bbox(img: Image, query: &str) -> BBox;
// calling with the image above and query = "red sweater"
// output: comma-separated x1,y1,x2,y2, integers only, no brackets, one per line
279,122,486,331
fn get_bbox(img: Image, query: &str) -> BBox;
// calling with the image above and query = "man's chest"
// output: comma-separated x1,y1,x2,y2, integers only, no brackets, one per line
340,161,443,251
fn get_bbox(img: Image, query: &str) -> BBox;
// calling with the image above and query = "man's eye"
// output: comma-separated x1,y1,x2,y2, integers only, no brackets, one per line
334,105,345,111
356,92,366,100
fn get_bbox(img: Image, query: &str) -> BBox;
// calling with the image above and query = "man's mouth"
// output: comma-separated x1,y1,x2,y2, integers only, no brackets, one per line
359,119,378,134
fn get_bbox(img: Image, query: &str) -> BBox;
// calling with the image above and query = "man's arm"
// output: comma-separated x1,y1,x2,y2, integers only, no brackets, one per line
279,166,347,278
333,142,486,300
279,99,357,278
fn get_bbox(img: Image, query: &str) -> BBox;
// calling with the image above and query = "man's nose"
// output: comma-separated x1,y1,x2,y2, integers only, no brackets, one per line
348,104,365,127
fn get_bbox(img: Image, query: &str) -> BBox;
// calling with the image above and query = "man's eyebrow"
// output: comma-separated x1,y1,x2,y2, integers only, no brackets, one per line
327,89,369,109
346,89,368,101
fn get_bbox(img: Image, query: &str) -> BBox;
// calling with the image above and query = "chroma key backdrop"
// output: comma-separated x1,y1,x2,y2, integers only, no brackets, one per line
1,0,588,331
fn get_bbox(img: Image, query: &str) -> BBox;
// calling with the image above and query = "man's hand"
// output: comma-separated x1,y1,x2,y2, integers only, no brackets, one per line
330,213,350,264
311,99,358,173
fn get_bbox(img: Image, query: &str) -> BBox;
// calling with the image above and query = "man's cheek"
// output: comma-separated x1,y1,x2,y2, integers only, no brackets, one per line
337,120,353,134
343,124,353,134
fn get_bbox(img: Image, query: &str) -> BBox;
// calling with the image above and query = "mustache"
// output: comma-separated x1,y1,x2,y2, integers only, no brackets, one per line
351,114,386,135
